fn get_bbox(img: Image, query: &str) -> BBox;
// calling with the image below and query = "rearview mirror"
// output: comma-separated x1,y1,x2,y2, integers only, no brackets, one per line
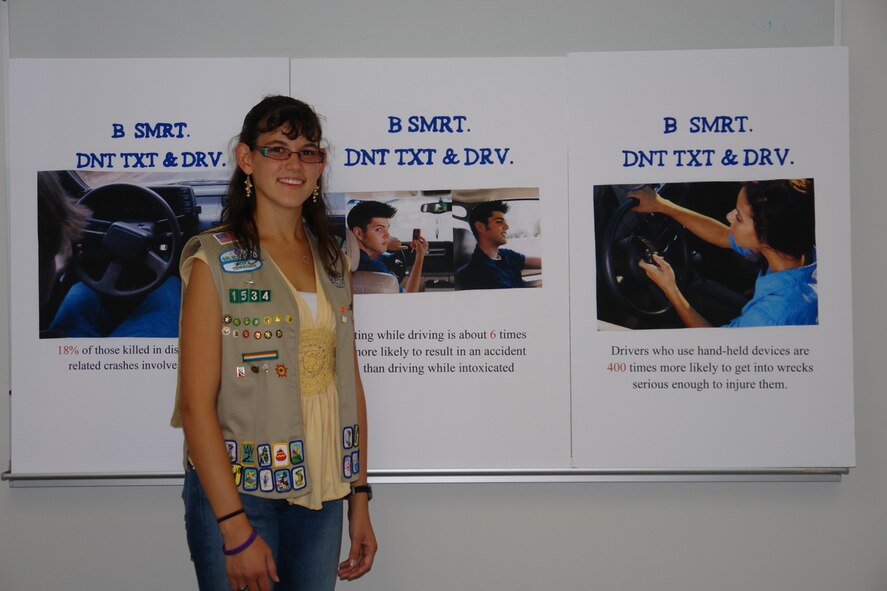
421,201,452,214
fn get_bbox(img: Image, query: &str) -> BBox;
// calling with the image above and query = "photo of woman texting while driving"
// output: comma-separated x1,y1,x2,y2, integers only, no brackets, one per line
630,179,817,328
171,95,376,591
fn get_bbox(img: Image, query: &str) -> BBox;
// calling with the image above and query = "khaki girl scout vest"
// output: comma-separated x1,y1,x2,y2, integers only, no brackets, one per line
171,229,360,500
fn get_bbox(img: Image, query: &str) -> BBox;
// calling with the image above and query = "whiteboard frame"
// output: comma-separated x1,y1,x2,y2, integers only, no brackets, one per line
2,468,847,486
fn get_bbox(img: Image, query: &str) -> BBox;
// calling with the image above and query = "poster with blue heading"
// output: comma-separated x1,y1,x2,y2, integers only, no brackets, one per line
568,47,855,469
8,58,290,475
293,58,571,471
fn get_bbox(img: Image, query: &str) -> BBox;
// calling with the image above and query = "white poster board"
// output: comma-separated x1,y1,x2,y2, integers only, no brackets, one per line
293,58,572,471
568,47,855,469
8,58,290,475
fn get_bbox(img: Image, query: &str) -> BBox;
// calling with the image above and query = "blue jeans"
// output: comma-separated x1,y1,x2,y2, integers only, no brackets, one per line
183,467,343,591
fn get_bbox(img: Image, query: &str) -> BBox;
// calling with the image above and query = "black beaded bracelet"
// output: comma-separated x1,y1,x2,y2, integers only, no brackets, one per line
216,508,245,524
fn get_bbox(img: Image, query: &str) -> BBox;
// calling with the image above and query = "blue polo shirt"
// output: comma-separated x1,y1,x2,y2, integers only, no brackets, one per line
723,234,818,327
356,249,403,292
455,247,526,290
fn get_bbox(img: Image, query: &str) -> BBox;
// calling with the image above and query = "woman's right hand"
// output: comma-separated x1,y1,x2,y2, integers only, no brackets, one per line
223,521,279,591
638,253,678,297
639,252,713,329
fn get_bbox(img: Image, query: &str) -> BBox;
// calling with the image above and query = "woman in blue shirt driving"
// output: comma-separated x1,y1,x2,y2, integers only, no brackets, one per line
630,179,817,328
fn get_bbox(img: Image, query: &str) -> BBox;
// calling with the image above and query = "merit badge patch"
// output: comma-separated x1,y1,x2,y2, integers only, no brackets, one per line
257,444,272,468
242,468,258,491
274,469,292,493
236,366,246,378
259,469,274,492
272,443,289,468
276,364,288,377
351,451,360,475
225,440,237,464
292,466,307,490
342,455,353,479
342,426,354,450
231,464,242,487
289,440,304,465
241,442,256,466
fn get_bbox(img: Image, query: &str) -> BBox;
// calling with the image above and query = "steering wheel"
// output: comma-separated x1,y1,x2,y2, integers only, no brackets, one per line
601,196,689,317
73,183,181,297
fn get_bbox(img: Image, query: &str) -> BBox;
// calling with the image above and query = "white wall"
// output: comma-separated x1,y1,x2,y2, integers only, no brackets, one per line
3,1,887,589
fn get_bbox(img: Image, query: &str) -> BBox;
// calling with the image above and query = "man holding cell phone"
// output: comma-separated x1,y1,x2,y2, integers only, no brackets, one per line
347,201,429,293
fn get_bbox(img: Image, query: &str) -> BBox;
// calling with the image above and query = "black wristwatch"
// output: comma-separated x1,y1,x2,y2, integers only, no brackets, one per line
350,484,373,500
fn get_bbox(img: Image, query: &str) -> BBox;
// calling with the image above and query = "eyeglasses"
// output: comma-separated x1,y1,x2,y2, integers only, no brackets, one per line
252,145,325,163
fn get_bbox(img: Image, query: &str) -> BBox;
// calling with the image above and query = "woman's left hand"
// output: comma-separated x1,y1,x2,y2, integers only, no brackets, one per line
338,497,378,581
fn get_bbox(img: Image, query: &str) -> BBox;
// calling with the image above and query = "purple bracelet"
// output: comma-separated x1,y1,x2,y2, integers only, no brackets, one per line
222,529,257,556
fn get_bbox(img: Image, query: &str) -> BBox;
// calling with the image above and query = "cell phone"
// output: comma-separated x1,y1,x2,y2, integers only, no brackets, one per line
412,228,421,241
632,235,659,266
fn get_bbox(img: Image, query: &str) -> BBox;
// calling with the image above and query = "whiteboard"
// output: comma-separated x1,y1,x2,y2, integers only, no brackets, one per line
4,48,854,482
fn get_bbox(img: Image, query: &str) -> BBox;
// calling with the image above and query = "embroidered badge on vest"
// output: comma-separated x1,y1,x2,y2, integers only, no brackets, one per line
219,248,262,273
257,444,272,468
293,466,307,490
272,443,289,468
290,440,304,464
213,231,236,245
242,350,278,363
225,440,237,463
274,469,292,492
242,468,258,491
328,271,345,288
242,442,256,465
259,469,273,492
351,451,360,475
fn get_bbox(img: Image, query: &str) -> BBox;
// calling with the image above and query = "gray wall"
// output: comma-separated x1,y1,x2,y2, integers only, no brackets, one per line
3,1,887,589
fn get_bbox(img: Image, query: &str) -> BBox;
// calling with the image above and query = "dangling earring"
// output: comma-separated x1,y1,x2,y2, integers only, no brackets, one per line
312,185,320,203
244,175,253,198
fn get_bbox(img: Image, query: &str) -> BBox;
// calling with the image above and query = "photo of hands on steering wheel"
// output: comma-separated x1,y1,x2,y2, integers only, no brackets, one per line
38,169,229,338
595,179,817,331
